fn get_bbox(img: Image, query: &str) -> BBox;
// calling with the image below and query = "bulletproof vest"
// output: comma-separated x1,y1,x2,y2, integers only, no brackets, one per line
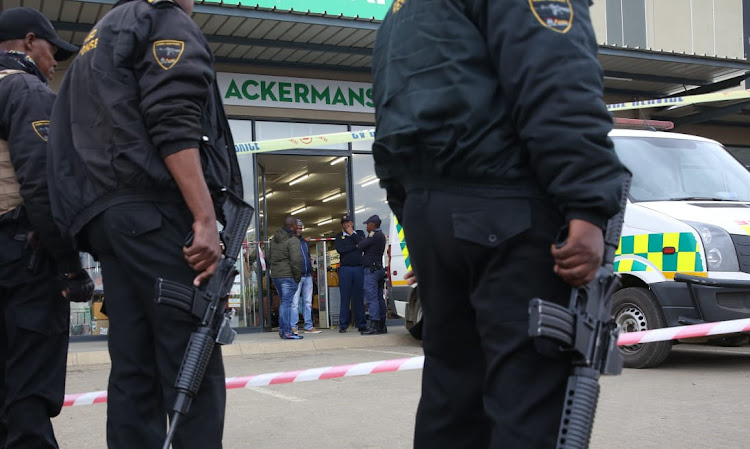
0,70,25,215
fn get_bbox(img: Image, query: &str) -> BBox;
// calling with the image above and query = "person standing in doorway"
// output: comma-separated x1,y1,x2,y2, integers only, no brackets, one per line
270,216,303,340
334,214,366,333
358,215,387,335
0,9,93,448
291,219,320,334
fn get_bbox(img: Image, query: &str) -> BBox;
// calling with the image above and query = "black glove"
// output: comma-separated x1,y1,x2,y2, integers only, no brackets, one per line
64,269,95,303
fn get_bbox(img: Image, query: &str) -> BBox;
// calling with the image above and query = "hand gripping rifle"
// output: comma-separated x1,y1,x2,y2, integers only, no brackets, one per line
528,173,631,449
155,188,253,449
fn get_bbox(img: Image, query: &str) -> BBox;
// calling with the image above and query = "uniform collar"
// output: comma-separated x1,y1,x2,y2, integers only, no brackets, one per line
0,50,47,83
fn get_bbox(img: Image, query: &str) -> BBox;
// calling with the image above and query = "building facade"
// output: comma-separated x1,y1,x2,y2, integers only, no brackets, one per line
4,0,749,332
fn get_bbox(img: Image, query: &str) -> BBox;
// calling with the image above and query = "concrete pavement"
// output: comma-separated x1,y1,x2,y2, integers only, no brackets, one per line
66,319,418,367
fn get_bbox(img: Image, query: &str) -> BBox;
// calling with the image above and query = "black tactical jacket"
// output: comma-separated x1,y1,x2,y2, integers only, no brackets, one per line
49,0,243,238
0,51,81,275
372,0,626,229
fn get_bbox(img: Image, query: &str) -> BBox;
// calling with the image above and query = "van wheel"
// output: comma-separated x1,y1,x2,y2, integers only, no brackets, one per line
405,288,423,341
613,287,672,369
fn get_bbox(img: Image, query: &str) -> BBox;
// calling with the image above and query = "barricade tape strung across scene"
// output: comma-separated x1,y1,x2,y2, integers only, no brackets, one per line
62,318,750,408
63,356,425,407
616,317,750,346
232,90,750,155
606,89,750,113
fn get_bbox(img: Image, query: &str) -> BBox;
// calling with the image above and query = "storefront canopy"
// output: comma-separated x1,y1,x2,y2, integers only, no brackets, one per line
18,0,750,125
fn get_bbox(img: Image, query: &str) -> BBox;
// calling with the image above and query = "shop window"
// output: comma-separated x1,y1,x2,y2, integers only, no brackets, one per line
351,153,391,242
606,0,647,48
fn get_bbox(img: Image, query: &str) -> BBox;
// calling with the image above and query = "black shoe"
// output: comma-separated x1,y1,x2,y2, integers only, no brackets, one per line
379,319,388,334
339,328,347,333
360,321,379,335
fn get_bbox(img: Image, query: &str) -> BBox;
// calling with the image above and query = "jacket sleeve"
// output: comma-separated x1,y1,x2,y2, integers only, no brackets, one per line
469,0,626,228
134,6,214,159
289,238,303,282
3,75,81,273
357,233,374,251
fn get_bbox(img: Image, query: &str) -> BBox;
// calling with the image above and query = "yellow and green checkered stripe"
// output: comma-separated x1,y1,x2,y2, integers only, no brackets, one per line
614,232,704,273
394,217,411,272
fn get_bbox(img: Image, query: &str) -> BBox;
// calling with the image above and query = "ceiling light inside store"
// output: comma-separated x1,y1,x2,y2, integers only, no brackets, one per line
330,157,347,166
260,191,274,201
322,193,342,203
317,219,333,226
291,207,307,215
361,178,379,187
289,174,310,186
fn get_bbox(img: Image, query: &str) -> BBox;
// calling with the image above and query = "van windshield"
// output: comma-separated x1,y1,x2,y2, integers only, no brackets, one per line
612,136,750,202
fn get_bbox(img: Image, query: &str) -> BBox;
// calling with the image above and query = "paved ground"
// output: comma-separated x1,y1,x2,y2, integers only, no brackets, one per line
56,333,750,448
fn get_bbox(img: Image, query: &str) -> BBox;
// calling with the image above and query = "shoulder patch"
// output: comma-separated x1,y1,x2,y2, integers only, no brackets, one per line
32,121,50,142
153,40,185,70
529,0,574,33
392,0,405,13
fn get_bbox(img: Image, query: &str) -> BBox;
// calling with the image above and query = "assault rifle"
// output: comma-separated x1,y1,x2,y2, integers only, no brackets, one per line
155,188,253,449
528,174,631,449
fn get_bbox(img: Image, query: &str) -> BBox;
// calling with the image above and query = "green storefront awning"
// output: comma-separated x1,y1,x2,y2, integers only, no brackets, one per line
200,0,394,20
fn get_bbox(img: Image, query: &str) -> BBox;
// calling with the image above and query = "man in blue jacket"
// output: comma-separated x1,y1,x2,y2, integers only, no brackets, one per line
358,215,387,335
334,215,366,333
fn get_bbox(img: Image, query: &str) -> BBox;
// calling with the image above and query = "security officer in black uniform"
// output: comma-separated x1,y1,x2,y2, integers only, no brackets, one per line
47,0,243,447
0,8,93,449
357,215,387,335
372,0,627,447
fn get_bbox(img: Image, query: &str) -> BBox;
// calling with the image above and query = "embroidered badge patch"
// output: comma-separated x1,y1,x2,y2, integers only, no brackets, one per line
392,0,405,13
153,40,185,70
529,0,574,33
32,121,50,142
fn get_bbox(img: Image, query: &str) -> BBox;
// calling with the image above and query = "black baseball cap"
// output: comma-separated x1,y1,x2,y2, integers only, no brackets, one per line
0,8,79,61
363,214,381,226
341,214,353,223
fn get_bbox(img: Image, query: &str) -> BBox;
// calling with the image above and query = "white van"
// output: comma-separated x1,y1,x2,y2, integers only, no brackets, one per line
389,126,750,366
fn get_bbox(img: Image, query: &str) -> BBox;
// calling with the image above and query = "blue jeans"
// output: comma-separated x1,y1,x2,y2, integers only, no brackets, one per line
363,267,386,321
291,275,314,330
273,278,298,336
338,266,365,330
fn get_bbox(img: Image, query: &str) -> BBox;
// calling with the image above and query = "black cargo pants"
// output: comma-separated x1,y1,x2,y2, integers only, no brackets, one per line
0,225,69,449
84,201,225,449
402,189,573,449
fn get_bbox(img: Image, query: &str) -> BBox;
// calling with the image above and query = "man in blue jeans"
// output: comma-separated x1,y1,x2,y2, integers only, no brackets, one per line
270,216,303,340
334,214,366,333
290,219,320,334
358,215,387,335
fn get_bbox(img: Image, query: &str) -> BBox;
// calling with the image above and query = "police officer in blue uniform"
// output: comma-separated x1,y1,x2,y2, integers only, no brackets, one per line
334,214,366,333
0,8,93,449
357,215,387,335
372,0,627,447
47,0,243,447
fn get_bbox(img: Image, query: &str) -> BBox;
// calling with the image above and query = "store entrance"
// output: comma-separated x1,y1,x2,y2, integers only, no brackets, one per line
256,154,349,331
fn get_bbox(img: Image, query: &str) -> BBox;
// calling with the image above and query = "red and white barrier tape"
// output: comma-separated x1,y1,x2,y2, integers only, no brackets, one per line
63,356,424,407
63,318,750,408
616,317,750,346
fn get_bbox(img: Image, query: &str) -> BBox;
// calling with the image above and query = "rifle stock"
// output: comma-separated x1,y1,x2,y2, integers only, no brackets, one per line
155,188,253,449
528,173,631,449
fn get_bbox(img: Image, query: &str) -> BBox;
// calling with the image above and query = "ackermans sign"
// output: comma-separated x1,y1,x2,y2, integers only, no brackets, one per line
218,73,375,114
